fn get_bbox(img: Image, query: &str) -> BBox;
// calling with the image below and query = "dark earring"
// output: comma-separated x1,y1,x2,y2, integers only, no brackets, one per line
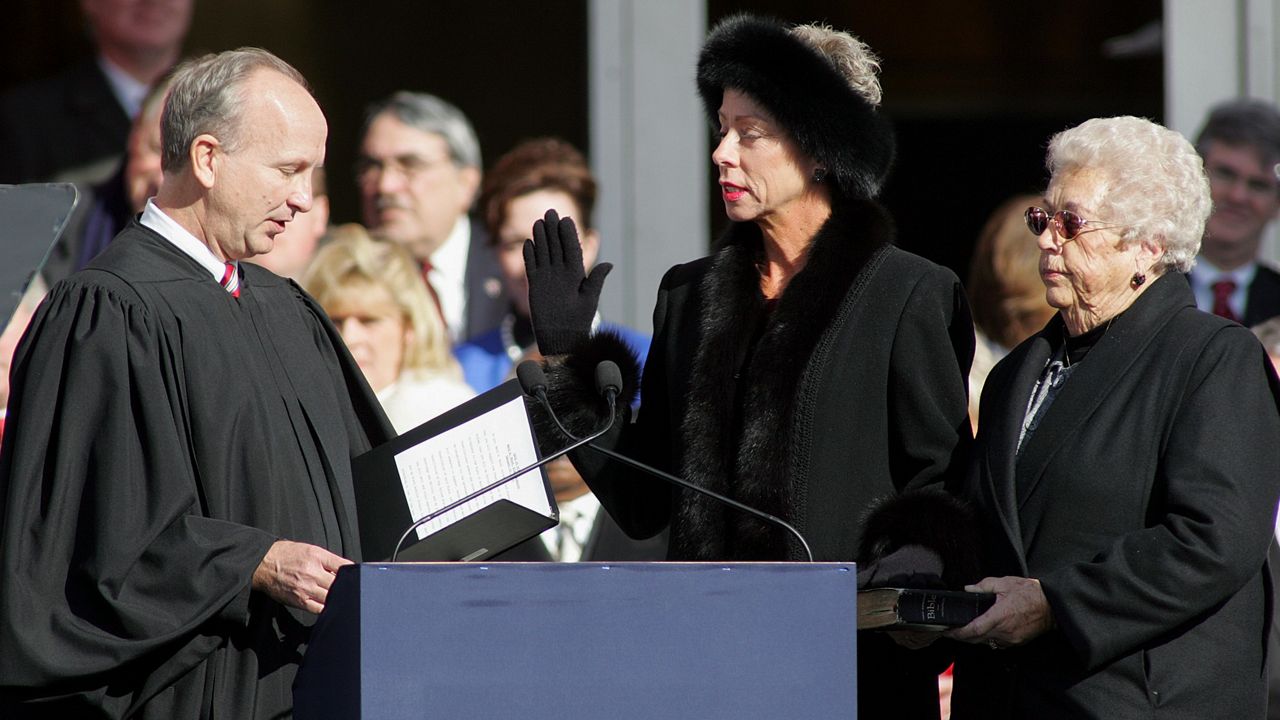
1131,271,1146,288
812,167,827,183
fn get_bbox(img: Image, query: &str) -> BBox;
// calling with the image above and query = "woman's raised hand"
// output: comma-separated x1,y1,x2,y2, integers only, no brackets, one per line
522,209,612,356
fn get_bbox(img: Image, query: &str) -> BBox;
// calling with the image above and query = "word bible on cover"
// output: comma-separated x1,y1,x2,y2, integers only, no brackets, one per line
352,379,557,562
858,588,996,631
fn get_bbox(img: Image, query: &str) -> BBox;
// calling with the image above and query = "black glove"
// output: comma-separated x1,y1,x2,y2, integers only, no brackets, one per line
522,208,612,356
856,545,946,590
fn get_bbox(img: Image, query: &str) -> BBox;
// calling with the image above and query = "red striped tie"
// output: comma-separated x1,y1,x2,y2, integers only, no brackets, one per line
420,260,445,326
1211,279,1237,322
221,261,240,298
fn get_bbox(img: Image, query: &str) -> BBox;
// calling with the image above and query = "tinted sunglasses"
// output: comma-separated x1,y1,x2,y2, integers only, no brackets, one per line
1025,206,1121,243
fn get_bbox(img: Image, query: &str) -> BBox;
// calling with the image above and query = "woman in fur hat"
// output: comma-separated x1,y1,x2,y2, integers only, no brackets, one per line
523,14,974,718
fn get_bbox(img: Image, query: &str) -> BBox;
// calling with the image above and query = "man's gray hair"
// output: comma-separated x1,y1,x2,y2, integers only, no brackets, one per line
361,91,481,169
1195,98,1280,170
161,48,310,172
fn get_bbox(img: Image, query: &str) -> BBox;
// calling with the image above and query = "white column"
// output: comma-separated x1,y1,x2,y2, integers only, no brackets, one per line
1244,0,1276,98
1164,0,1243,137
589,0,708,333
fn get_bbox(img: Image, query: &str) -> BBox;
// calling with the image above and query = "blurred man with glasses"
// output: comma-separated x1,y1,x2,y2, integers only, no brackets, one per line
356,91,506,342
1189,98,1280,325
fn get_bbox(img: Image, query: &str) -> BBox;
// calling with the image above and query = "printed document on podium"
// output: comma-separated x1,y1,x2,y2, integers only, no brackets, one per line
393,394,550,540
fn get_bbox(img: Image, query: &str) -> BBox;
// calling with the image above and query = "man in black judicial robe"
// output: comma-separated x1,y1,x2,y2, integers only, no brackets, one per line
0,50,393,719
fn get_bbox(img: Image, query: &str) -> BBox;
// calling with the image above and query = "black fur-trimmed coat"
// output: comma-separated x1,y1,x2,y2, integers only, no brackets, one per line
542,199,975,719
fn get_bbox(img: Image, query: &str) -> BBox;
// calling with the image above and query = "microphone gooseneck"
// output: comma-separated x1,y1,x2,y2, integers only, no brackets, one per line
527,360,815,563
581,440,815,563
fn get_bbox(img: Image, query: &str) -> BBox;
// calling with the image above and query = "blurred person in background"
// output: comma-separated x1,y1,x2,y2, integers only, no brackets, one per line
0,278,47,441
1189,98,1280,325
1254,316,1280,371
965,194,1057,429
456,137,650,393
254,167,329,281
304,224,473,434
356,91,506,342
43,74,173,285
0,0,193,184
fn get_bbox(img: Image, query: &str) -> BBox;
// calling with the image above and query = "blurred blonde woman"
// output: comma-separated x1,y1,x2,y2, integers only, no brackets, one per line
304,224,473,433
965,194,1057,429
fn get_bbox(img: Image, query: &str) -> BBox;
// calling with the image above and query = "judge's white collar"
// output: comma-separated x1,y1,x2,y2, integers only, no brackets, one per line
140,200,235,283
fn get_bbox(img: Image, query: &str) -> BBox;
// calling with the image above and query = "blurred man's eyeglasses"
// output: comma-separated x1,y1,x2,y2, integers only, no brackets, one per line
1206,164,1280,199
355,154,452,182
1025,206,1123,246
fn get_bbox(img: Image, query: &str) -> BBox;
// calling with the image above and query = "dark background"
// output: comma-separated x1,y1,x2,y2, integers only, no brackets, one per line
3,0,1163,280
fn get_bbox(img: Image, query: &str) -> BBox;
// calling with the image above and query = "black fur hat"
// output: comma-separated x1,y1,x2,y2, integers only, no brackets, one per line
696,14,895,201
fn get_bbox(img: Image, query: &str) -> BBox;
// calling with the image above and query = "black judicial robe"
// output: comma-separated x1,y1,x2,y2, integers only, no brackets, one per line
0,223,393,718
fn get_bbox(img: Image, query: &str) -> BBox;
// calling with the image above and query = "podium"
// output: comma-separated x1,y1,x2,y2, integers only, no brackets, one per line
294,562,858,719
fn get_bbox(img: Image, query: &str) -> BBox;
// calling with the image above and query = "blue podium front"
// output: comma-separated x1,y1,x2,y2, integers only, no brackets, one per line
295,562,858,719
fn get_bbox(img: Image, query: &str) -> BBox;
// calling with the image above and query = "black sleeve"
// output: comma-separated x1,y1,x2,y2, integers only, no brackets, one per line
0,280,275,698
541,267,686,541
887,265,975,495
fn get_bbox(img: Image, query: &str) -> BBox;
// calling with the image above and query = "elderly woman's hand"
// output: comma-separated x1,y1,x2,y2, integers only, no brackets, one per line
522,209,612,356
943,576,1054,650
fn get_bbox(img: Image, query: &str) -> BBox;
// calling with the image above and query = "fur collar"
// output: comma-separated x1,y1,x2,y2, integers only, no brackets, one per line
672,200,896,559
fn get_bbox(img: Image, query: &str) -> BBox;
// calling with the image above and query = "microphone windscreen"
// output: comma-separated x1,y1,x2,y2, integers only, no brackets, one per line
595,360,623,396
516,360,549,396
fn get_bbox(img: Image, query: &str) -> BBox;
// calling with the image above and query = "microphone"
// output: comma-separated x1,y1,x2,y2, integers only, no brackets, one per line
595,360,622,406
388,369,617,562
518,359,814,562
521,359,617,448
516,359,549,399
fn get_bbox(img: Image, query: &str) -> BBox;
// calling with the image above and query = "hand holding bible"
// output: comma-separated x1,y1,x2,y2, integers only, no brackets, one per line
943,575,1053,649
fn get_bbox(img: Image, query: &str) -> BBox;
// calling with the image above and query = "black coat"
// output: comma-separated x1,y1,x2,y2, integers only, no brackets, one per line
1246,264,1280,327
461,220,508,342
952,273,1280,719
1270,543,1280,720
0,59,131,183
544,199,974,719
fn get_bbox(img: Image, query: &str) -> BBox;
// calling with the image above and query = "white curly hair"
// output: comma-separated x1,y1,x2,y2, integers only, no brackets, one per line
1047,116,1211,274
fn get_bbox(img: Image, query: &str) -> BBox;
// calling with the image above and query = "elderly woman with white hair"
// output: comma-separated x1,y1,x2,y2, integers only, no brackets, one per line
946,116,1280,718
